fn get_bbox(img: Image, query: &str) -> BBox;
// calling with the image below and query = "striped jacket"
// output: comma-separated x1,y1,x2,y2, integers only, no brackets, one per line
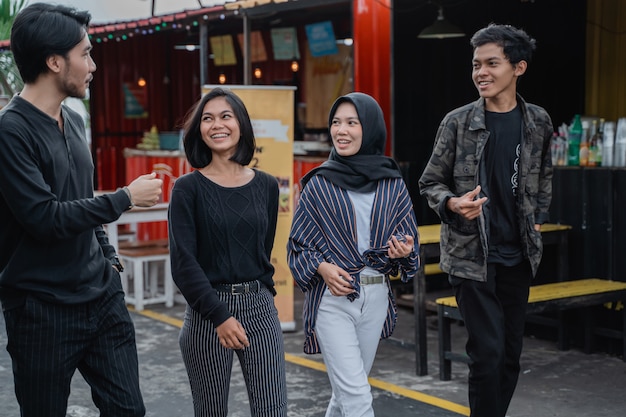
287,175,419,354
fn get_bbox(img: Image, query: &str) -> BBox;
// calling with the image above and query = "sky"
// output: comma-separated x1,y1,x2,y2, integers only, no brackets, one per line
28,0,227,24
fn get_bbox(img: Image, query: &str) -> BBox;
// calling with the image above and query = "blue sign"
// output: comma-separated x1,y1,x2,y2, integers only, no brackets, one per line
305,21,338,57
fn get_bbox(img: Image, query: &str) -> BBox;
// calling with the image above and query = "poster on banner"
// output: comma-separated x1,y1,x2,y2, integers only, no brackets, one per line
123,83,148,118
236,31,268,62
209,35,237,66
202,85,296,331
270,27,300,61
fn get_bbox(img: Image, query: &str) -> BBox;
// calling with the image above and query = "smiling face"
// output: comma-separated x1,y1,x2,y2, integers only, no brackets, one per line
59,32,96,99
330,102,363,157
199,96,241,157
472,42,526,108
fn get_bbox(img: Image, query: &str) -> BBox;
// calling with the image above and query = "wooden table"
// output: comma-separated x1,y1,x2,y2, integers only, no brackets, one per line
412,223,572,376
105,203,169,252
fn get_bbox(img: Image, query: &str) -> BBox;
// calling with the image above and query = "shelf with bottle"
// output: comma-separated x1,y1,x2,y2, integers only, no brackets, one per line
556,115,626,168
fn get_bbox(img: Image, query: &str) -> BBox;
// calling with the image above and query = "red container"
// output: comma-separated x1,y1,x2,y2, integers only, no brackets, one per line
124,148,193,240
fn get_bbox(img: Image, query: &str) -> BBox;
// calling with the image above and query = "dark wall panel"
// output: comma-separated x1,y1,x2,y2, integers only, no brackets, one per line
582,168,613,278
392,0,587,225
613,170,626,282
550,167,625,282
548,167,584,280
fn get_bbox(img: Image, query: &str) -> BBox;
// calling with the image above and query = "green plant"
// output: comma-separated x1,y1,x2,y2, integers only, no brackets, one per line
0,0,26,98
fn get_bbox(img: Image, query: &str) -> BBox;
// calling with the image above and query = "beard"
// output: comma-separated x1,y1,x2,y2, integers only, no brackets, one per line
61,79,87,99
60,67,88,99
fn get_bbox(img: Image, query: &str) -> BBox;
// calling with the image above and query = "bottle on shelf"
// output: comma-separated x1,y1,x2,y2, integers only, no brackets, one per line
550,132,559,166
587,119,598,167
602,121,615,167
579,120,589,166
615,118,626,167
594,118,604,166
558,132,567,166
567,114,582,166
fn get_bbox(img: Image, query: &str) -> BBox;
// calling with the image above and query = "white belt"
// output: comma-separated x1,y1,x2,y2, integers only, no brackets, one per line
360,274,385,285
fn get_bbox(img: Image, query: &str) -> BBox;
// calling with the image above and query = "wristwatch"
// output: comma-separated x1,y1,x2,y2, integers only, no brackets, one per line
111,256,125,273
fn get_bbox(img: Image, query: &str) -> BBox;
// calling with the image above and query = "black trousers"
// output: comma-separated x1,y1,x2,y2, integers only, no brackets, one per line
3,280,145,417
450,261,532,417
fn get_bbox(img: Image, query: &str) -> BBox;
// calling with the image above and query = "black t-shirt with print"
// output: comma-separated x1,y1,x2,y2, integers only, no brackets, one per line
483,105,524,265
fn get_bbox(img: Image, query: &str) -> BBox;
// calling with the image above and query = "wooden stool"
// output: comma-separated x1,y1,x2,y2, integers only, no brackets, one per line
118,240,173,311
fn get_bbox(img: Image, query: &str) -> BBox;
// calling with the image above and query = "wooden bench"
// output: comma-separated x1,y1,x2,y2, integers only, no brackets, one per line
118,239,173,311
392,263,444,309
436,278,626,380
390,263,443,282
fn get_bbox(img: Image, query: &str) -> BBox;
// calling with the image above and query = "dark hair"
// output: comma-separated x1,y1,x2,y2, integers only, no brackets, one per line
183,87,256,169
10,3,92,84
470,23,536,66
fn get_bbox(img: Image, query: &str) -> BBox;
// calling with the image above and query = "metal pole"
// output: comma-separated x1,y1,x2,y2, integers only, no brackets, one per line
243,12,251,85
199,23,209,86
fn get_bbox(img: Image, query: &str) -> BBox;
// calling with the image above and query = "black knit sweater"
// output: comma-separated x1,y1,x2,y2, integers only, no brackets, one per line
168,169,279,326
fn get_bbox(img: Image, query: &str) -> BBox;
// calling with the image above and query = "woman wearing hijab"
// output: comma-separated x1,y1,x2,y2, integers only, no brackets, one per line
287,92,419,416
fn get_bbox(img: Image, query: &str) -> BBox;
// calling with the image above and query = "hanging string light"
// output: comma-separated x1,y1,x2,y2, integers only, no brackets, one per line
290,60,299,73
85,9,225,44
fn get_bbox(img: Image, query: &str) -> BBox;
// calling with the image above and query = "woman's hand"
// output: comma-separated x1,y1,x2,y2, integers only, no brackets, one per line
216,317,250,350
387,235,415,259
317,262,355,297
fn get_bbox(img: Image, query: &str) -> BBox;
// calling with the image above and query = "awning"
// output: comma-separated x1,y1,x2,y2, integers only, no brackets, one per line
224,0,291,9
0,0,344,51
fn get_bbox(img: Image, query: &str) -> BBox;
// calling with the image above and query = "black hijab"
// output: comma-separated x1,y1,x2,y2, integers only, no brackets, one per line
301,92,402,193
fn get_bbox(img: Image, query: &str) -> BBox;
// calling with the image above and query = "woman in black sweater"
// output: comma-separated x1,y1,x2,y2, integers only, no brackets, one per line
168,87,287,417
169,88,287,417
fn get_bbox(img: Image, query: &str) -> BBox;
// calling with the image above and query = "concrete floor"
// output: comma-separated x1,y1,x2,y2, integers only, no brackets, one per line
1,289,626,417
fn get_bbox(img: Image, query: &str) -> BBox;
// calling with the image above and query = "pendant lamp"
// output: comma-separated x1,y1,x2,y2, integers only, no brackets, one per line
418,6,465,39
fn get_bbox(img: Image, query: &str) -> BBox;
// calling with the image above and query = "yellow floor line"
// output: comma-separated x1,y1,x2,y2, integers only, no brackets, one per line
134,307,183,328
134,307,470,416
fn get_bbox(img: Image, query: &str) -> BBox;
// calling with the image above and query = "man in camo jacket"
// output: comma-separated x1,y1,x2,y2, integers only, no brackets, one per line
419,24,553,417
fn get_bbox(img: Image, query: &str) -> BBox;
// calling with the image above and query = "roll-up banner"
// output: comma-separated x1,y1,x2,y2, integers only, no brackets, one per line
202,85,296,331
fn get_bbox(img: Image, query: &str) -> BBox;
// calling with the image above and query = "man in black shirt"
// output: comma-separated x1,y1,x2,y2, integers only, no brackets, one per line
0,4,162,416
419,24,553,417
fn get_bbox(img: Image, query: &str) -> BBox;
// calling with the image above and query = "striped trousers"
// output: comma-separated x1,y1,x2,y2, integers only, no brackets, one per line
2,279,145,417
179,286,287,417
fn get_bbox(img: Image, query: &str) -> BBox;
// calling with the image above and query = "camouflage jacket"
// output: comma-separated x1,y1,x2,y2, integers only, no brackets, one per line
418,95,553,281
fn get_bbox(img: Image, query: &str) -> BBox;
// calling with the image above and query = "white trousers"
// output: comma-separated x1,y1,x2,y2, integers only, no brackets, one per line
315,282,389,417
